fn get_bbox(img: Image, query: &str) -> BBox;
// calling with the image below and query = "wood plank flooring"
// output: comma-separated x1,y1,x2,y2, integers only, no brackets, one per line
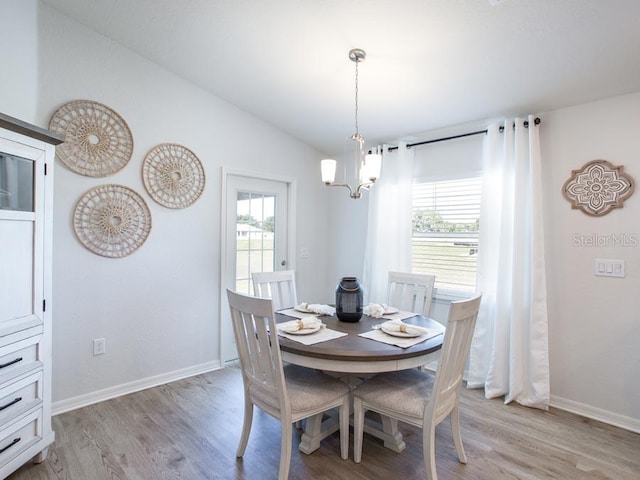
8,364,640,479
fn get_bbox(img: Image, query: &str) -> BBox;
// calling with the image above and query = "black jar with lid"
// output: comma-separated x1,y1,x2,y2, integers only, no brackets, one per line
335,276,363,322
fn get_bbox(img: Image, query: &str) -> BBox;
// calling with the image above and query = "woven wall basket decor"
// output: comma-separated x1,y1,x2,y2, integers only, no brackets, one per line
142,143,205,209
49,100,134,177
562,159,634,216
73,184,152,258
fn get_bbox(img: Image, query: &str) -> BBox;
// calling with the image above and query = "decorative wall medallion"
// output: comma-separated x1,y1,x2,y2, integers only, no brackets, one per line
49,100,134,177
562,160,634,216
142,143,205,209
73,184,151,258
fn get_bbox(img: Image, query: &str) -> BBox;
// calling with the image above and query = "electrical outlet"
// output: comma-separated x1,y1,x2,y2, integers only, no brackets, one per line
93,338,106,355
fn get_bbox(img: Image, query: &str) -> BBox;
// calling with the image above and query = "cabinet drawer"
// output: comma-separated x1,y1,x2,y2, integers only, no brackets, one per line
0,409,42,466
0,335,41,384
0,315,43,349
0,372,42,427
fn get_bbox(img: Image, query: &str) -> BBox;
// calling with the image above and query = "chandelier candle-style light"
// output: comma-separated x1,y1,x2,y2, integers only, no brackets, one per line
321,48,382,199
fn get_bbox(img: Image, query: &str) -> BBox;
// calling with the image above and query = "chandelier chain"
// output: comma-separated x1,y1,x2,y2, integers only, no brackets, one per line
354,58,359,136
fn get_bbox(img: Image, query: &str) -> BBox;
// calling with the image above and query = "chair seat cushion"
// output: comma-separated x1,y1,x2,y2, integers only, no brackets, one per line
249,365,350,414
285,365,350,413
353,368,435,419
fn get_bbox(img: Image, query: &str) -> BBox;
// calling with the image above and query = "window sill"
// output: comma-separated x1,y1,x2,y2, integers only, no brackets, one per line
433,288,476,304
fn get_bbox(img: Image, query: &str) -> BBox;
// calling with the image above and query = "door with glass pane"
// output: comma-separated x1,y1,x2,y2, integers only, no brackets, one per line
222,173,290,362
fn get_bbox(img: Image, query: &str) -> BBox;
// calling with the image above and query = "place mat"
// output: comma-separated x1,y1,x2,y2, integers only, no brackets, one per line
277,307,335,319
380,310,420,321
278,326,348,345
279,307,409,320
277,308,310,319
359,328,443,349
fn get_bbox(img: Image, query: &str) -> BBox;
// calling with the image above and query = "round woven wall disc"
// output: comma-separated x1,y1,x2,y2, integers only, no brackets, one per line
73,184,151,258
49,100,134,177
142,143,205,209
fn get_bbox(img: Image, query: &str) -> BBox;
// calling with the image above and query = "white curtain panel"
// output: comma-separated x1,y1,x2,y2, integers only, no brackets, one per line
362,143,414,303
467,116,550,410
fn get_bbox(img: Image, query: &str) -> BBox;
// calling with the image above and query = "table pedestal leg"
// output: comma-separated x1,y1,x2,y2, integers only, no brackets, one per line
299,412,406,454
297,375,406,454
363,415,406,453
298,411,340,455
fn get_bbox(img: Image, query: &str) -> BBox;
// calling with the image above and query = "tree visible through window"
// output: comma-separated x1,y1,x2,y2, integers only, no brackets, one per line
412,177,481,293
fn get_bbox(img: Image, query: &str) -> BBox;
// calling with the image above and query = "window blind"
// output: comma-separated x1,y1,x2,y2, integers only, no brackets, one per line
412,177,481,292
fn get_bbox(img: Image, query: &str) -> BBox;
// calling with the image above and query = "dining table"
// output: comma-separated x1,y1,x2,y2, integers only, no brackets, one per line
275,306,446,455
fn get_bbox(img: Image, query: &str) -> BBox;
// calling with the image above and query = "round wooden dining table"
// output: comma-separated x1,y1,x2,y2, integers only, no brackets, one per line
277,312,445,373
275,311,446,455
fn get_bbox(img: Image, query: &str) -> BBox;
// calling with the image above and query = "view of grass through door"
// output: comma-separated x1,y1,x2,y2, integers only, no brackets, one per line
235,191,276,294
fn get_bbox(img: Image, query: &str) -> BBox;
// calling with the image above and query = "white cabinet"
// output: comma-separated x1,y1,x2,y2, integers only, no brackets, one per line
0,113,62,479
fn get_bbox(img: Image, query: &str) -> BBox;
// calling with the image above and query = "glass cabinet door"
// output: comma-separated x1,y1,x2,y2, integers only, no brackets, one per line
0,152,34,212
0,149,38,325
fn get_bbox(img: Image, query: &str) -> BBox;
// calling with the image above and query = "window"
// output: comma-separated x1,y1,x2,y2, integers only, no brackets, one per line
235,191,276,294
412,176,481,293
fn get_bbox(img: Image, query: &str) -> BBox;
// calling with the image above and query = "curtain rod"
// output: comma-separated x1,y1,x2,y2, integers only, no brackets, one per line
386,117,541,152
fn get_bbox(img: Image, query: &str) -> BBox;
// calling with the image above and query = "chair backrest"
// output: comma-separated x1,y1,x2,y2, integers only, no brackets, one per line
427,294,482,425
226,289,288,416
387,271,436,316
252,270,298,311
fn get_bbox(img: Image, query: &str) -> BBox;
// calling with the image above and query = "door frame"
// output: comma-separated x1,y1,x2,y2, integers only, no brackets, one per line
219,167,297,364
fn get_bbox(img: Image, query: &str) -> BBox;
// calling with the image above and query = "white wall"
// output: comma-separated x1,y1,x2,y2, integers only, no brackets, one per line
36,4,332,410
325,187,369,293
542,92,640,431
1,0,38,121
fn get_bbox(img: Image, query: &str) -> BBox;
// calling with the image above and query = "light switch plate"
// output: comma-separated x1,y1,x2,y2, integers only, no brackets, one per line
594,259,625,278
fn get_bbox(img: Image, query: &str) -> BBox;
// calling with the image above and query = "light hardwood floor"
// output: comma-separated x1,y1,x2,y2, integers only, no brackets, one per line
8,365,640,479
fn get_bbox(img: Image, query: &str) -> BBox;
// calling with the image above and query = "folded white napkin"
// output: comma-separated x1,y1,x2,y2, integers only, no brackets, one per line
363,303,389,318
381,319,431,336
277,316,323,333
298,303,335,316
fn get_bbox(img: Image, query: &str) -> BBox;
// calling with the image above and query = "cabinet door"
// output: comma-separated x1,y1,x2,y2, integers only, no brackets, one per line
0,136,45,328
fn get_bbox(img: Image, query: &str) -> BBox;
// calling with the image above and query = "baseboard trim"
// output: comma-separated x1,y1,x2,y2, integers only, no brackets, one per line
550,394,640,434
52,360,222,416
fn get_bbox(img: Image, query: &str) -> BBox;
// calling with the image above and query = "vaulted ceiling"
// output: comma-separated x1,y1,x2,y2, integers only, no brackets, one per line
41,0,640,154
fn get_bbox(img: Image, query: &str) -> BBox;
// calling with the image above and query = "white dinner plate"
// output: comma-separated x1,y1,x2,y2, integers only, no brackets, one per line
279,324,322,335
381,325,422,338
383,306,399,315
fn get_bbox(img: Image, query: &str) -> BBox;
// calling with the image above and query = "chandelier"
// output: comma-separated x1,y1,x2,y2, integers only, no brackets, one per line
321,48,382,199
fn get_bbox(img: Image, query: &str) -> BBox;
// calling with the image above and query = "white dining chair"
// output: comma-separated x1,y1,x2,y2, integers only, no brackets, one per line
352,294,482,480
387,271,436,316
252,270,298,311
226,289,350,480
